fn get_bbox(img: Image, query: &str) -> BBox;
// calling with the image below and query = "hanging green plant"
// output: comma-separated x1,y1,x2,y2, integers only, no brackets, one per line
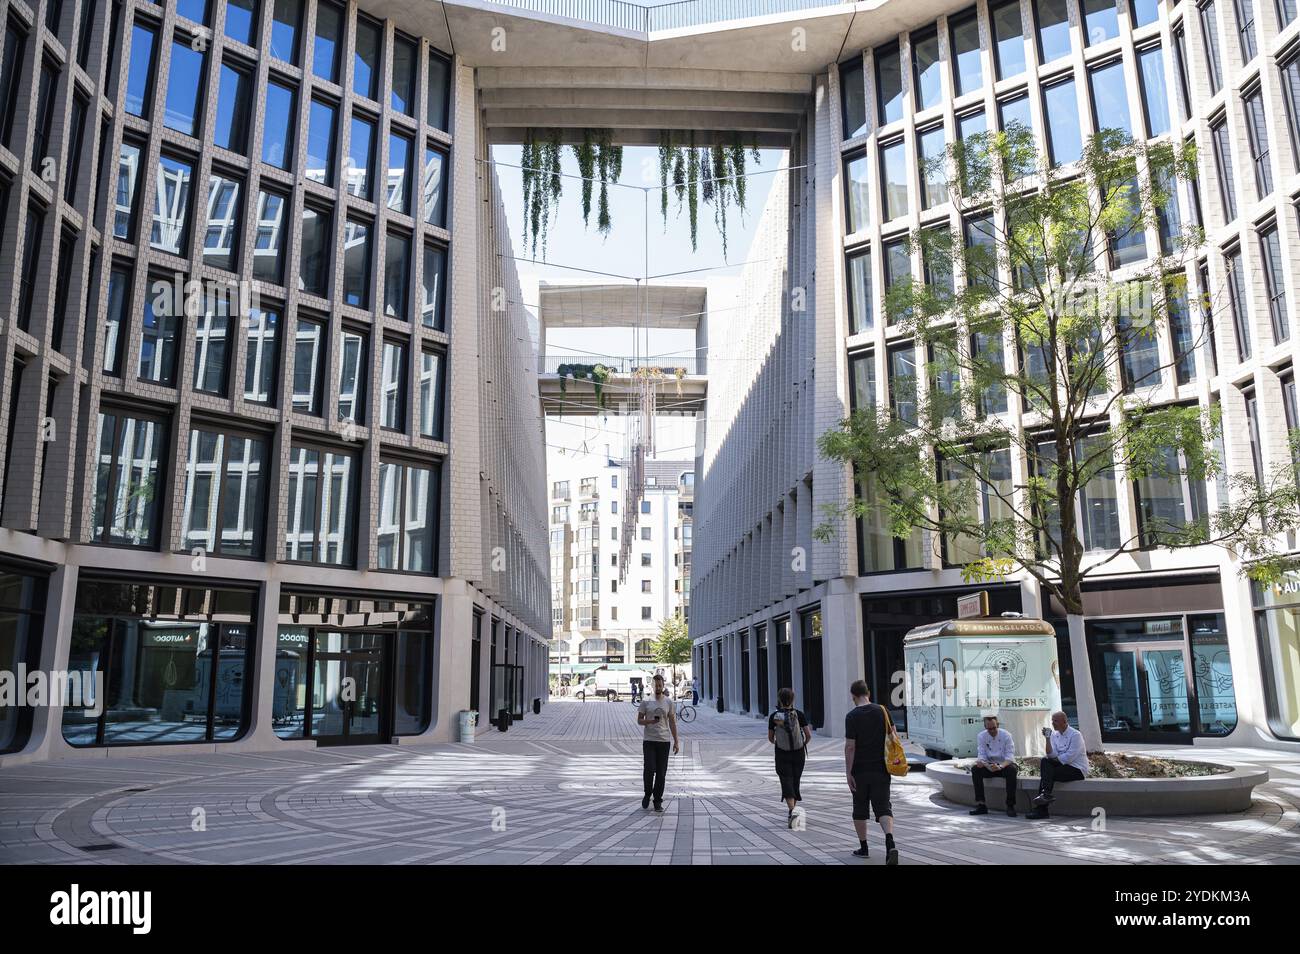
654,130,759,256
521,128,564,258
556,362,612,408
575,129,596,227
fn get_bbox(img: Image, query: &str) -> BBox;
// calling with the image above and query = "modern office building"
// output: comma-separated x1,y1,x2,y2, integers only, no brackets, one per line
547,453,693,676
3,0,1300,763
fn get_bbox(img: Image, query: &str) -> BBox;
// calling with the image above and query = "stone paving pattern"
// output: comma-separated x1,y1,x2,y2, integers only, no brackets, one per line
2,700,1299,865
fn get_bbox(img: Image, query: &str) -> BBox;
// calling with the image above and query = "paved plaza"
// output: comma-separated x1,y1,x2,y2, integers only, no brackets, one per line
2,701,1298,865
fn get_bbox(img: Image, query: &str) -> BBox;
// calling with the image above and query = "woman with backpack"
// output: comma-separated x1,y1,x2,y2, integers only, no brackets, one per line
768,687,812,827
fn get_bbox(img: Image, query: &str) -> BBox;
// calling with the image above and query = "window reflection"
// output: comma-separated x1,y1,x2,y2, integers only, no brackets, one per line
182,427,268,557
151,154,193,254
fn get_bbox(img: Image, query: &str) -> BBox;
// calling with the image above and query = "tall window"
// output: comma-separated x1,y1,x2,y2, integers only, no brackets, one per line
1108,178,1146,267
972,332,1008,414
419,349,445,440
269,0,299,64
1225,246,1251,361
849,349,876,411
1172,26,1192,122
392,35,417,115
343,217,372,307
243,307,279,405
17,204,46,333
224,0,258,46
422,243,447,330
124,21,157,118
313,0,342,82
192,291,231,395
963,212,996,291
262,79,296,169
0,19,29,149
1210,117,1238,222
840,57,867,139
1199,1,1224,94
338,328,367,423
138,275,181,385
300,204,332,297
1134,443,1207,546
1035,0,1072,63
1282,53,1300,169
1233,0,1256,63
880,139,909,220
917,125,948,208
991,0,1026,81
253,188,287,283
389,132,412,213
949,9,983,95
385,231,412,320
1043,78,1083,166
1243,89,1272,198
214,61,252,154
427,50,451,131
377,460,438,572
1278,0,1299,27
846,247,873,335
423,145,447,227
1243,387,1264,483
1130,0,1160,26
283,442,357,565
151,154,194,255
1137,45,1170,138
32,61,59,171
888,343,918,426
203,172,241,272
940,448,1014,566
1083,0,1120,45
998,91,1032,133
844,151,870,232
379,339,407,431
182,427,268,558
292,316,325,414
354,16,382,100
102,267,130,376
912,29,942,112
347,113,376,199
164,35,205,136
305,98,338,186
1259,224,1289,343
91,409,166,547
1166,276,1197,385
1089,59,1132,137
876,43,903,125
1035,434,1121,552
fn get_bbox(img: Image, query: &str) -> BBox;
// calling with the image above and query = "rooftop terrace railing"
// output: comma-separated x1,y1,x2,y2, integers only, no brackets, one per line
483,0,850,32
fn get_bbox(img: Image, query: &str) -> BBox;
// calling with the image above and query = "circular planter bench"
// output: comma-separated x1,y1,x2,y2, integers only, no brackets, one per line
926,760,1269,816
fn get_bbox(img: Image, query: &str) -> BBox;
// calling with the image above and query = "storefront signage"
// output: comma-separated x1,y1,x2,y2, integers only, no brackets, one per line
957,591,989,619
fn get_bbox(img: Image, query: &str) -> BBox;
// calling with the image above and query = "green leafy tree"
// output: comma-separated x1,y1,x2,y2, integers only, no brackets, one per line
652,613,692,685
816,125,1300,750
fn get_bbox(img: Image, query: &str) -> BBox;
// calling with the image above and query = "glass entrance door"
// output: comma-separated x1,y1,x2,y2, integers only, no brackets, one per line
1094,642,1192,742
312,632,388,744
491,662,520,723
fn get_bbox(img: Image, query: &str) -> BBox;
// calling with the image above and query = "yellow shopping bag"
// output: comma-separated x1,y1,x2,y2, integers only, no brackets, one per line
882,708,909,777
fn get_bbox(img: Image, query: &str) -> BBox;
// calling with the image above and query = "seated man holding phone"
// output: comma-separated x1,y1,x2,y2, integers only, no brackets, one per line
969,715,1017,817
1027,711,1090,819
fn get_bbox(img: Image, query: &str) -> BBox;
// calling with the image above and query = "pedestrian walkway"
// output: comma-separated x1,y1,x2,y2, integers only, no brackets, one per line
2,700,1297,865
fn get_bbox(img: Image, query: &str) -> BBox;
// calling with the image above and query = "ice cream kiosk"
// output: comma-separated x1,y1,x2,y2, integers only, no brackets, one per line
902,600,1061,759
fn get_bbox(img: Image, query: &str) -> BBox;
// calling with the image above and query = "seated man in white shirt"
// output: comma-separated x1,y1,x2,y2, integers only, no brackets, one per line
1027,711,1091,819
969,715,1018,817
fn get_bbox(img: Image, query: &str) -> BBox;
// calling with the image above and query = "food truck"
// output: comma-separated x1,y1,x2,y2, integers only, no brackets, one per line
902,615,1061,759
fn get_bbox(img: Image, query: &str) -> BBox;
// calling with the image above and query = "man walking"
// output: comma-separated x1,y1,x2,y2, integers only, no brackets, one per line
637,673,679,812
1027,711,1090,819
843,680,899,864
969,715,1018,816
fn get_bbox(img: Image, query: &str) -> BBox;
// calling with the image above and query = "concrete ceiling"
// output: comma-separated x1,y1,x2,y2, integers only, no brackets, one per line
539,283,707,330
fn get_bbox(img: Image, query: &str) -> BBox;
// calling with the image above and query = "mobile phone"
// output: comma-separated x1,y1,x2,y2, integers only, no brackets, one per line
1041,727,1051,738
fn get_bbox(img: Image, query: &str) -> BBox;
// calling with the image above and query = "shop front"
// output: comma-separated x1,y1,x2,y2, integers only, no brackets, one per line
274,590,435,745
0,559,50,754
1251,574,1300,741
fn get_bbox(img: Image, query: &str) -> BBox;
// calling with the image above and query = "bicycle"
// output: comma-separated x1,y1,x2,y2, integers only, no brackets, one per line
677,703,696,723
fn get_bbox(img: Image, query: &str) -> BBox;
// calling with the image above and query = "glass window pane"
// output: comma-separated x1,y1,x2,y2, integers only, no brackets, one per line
423,145,446,226
880,139,909,220
1043,79,1082,166
253,189,286,283
1035,0,1072,63
912,31,942,111
999,92,1032,133
346,113,375,199
139,277,180,385
992,0,1026,80
262,80,296,169
203,173,240,271
421,243,446,330
1089,59,1132,137
389,132,412,213
427,51,451,130
114,141,142,239
214,62,251,153
419,350,443,439
889,344,918,425
355,18,381,100
1131,0,1159,25
178,0,209,24
305,98,337,185
392,36,416,115
300,205,331,297
124,22,157,118
847,248,872,334
844,151,870,232
343,217,371,307
313,1,342,82
243,307,279,404
385,231,411,319
850,350,876,410
164,39,205,136
918,125,947,209
840,58,867,139
377,461,400,568
270,0,299,64
151,154,193,254
380,339,406,430
224,0,257,46
950,11,983,96
292,319,324,414
284,445,319,561
1083,0,1120,44
402,465,433,571
1138,45,1170,138
338,329,366,422
192,291,230,394
876,44,903,124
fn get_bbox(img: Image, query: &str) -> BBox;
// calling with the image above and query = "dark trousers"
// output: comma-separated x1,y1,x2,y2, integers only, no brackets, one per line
971,764,1018,808
643,740,670,805
692,690,699,705
774,746,806,802
1038,759,1085,800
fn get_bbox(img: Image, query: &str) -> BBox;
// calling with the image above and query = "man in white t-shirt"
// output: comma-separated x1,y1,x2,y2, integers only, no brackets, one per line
1027,711,1090,819
637,674,679,812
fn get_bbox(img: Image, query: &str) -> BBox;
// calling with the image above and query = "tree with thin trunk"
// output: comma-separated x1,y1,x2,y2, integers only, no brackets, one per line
652,612,692,687
815,125,1300,751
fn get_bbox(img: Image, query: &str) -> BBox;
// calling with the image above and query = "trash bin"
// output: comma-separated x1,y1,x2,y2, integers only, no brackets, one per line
458,709,478,743
533,698,541,715
716,696,724,713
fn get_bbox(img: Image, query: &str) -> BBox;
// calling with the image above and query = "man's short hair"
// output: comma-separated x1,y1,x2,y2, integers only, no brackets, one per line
850,679,869,698
653,673,665,683
983,715,999,723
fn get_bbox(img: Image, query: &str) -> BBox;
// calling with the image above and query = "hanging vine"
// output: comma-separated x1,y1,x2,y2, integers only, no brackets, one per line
521,128,564,258
655,131,760,257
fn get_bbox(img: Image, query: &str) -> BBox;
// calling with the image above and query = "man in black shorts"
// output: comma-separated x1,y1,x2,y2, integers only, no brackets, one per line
843,680,899,864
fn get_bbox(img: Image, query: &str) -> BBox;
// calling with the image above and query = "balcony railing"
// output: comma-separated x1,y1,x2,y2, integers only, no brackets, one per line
541,353,701,375
484,0,849,32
